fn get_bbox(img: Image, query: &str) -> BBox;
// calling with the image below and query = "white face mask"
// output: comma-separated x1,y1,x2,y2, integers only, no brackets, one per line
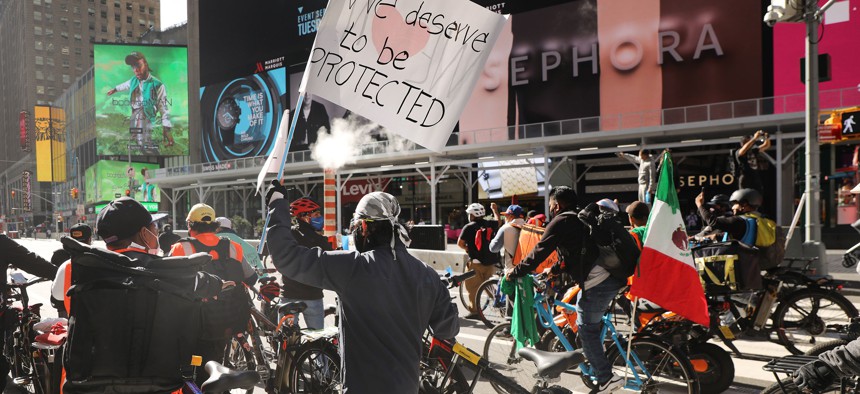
142,226,161,256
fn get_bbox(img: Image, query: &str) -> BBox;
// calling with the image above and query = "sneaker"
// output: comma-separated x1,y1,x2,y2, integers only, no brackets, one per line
463,312,481,320
590,374,624,393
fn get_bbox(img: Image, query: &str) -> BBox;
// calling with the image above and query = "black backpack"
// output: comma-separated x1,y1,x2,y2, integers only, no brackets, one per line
577,203,641,280
60,237,212,393
180,237,251,339
473,221,500,266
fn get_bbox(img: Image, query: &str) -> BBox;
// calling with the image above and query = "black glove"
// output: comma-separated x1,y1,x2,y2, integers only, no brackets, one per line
265,179,289,207
259,282,280,302
794,359,837,391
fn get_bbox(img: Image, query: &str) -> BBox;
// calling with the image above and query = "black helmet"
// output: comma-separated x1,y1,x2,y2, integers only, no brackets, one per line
707,194,730,208
729,188,762,208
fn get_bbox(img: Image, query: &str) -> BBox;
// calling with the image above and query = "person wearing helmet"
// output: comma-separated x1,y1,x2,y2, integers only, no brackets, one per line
169,203,258,385
457,202,500,318
690,194,731,242
264,181,459,393
276,198,332,329
695,188,763,242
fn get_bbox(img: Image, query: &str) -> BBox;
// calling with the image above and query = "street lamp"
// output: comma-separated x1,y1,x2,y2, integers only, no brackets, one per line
764,0,838,274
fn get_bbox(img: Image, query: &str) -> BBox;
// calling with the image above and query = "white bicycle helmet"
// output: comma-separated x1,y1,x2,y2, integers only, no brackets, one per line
465,203,486,217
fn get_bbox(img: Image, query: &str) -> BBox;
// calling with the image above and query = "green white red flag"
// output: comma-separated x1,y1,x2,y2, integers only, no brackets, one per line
630,153,710,327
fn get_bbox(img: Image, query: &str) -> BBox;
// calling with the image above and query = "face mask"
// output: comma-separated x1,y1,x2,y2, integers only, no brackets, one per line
310,216,325,231
143,227,161,256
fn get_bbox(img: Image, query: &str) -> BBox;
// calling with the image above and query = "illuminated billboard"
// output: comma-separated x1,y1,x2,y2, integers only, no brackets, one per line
34,106,67,182
84,160,160,206
200,66,287,162
94,43,189,156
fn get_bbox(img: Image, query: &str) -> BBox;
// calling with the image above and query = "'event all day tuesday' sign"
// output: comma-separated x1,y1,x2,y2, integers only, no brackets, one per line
300,0,507,151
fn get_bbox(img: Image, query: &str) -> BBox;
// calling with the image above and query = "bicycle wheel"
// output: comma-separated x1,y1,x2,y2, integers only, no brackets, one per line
223,337,257,394
289,340,341,393
687,343,733,394
476,279,507,329
773,289,859,355
605,338,700,394
455,359,531,394
537,326,577,352
806,339,850,356
482,322,538,393
760,379,800,394
760,377,859,394
459,283,470,311
419,339,470,394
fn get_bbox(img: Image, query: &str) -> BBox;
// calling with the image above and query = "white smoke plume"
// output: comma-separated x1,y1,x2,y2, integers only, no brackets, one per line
310,115,374,170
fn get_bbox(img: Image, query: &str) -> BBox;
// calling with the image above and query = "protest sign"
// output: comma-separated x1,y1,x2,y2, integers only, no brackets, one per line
299,0,507,151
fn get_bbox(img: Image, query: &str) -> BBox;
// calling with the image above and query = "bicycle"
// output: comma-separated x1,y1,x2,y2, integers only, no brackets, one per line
180,356,261,393
223,282,280,393
760,318,860,394
475,268,510,329
424,335,585,394
3,276,56,394
270,301,341,393
483,275,699,393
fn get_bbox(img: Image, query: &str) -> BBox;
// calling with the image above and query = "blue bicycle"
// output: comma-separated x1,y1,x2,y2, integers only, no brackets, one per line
482,275,699,393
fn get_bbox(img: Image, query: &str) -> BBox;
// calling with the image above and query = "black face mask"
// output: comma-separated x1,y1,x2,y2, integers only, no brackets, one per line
353,228,369,253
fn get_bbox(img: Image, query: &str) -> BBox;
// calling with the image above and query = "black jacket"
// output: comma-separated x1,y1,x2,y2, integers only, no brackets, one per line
1,234,58,294
511,211,597,286
280,220,331,300
698,206,750,242
266,199,459,394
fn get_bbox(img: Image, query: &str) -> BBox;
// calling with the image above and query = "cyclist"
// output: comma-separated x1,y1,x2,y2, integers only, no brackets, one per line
63,197,226,393
691,194,731,242
507,186,625,393
794,337,860,391
50,223,92,266
0,233,58,390
265,182,459,393
458,202,500,318
275,197,332,329
695,188,763,243
169,204,258,384
489,204,525,269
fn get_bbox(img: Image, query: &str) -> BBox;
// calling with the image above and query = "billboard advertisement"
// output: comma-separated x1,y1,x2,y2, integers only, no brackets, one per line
94,43,189,156
773,3,860,112
84,160,160,209
200,66,287,162
34,106,67,182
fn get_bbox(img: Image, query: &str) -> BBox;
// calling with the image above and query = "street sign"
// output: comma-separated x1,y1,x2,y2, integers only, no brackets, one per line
818,124,840,143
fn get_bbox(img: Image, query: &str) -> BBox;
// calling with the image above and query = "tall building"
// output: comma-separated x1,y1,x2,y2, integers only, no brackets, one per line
0,0,160,229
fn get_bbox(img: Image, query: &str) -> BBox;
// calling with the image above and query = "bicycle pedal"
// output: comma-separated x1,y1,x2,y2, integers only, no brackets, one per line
256,365,270,379
13,377,31,385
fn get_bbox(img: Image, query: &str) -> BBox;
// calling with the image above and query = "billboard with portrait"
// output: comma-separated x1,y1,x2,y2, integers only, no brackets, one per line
94,43,188,156
84,160,160,207
200,66,288,162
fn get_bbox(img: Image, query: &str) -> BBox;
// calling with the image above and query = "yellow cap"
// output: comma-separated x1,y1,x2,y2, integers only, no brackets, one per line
190,355,202,367
187,203,216,224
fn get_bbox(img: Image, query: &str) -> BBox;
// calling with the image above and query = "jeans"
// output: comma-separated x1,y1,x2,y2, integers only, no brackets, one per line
576,276,624,383
279,297,325,329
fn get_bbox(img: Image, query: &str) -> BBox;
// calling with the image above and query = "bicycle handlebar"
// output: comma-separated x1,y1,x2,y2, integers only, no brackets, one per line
7,276,50,289
441,270,476,289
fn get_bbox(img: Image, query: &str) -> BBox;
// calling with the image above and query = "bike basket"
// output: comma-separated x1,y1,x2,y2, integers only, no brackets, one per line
693,241,762,293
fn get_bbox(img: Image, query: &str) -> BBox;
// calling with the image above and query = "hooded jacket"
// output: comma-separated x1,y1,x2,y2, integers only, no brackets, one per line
266,199,459,394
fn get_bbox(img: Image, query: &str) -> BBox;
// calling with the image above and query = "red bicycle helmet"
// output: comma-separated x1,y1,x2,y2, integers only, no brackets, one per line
290,198,320,216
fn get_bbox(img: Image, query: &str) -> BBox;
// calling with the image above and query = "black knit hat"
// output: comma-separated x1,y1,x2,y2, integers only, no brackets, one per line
96,197,153,243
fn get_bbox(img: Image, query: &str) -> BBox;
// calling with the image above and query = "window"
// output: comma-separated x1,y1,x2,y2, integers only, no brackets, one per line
114,14,119,21
62,60,70,67
148,7,154,15
47,73,54,81
61,46,69,55
63,74,70,83
36,86,45,95
60,17,68,24
46,57,54,65
114,27,120,35
34,11,42,20
100,0,105,4
45,27,53,37
89,22,95,30
88,7,94,15
139,4,144,12
33,0,41,5
34,26,42,35
35,41,43,50
100,10,106,18
126,16,131,23
126,30,132,37
74,47,81,55
35,56,44,65
74,20,81,28
72,6,79,13
36,71,44,80
60,31,68,39
74,33,81,41
125,2,131,10
101,25,107,32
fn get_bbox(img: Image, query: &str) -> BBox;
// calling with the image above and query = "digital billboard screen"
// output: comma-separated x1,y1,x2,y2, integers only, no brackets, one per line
94,43,189,156
84,160,160,206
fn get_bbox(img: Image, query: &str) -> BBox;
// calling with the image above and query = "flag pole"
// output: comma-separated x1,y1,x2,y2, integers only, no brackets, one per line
257,93,306,254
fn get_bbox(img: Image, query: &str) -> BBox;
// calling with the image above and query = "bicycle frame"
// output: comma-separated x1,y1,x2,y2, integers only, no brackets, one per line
529,277,650,391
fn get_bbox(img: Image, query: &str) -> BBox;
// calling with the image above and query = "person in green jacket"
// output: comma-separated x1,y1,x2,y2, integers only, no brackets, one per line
216,217,265,275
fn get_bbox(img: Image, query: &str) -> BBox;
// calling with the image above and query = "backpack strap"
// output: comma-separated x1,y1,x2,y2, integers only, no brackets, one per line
740,215,757,246
215,238,232,262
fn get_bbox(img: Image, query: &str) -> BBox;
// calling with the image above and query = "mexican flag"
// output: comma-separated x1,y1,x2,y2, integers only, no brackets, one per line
630,153,710,327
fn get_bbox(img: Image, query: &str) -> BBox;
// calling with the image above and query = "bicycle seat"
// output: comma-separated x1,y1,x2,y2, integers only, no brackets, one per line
278,301,307,315
200,361,260,393
517,348,585,379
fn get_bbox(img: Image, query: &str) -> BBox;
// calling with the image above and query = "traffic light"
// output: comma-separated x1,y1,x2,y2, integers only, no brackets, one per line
125,189,131,197
10,191,14,198
70,188,79,199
